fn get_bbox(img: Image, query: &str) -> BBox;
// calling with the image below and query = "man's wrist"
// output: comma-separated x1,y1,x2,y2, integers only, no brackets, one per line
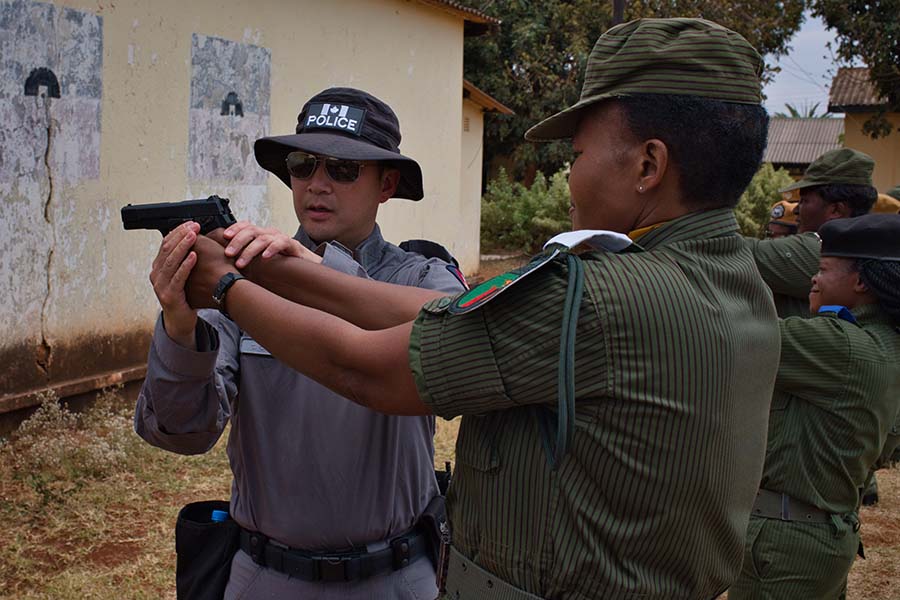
212,272,247,318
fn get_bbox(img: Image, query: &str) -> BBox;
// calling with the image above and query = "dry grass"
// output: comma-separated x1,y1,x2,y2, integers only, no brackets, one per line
1,385,898,599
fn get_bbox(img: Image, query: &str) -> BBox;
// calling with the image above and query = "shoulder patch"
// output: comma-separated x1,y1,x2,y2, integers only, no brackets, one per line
448,249,560,315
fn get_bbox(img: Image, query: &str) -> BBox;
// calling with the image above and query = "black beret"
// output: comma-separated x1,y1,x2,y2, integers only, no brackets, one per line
819,214,900,261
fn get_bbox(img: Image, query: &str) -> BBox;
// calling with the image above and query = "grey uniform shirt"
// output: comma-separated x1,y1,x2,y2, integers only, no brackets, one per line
135,224,466,551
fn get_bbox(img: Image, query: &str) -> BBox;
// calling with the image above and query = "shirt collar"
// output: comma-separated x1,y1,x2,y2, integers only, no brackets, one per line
293,223,388,271
630,208,740,250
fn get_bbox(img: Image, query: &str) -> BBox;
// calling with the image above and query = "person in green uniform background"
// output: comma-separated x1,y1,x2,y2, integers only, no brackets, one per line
746,148,878,318
728,213,900,600
173,17,780,599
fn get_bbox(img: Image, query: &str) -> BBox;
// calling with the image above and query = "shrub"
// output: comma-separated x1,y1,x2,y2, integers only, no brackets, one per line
481,166,571,253
734,163,795,238
2,388,136,505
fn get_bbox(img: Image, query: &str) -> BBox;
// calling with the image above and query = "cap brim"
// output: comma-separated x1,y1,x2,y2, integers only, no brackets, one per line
254,132,424,200
779,179,819,193
525,96,611,141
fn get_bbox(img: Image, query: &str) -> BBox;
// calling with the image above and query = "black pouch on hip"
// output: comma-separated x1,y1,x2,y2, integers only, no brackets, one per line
417,494,448,568
175,500,240,600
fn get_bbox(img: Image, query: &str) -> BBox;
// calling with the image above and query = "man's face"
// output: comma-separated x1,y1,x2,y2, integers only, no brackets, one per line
291,156,396,248
796,188,835,233
568,102,642,232
809,256,862,314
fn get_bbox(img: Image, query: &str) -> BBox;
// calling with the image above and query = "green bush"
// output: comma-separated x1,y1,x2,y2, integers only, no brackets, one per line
2,388,141,505
481,166,571,253
734,163,795,238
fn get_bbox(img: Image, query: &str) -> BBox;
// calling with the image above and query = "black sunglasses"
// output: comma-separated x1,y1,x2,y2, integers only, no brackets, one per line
285,151,368,183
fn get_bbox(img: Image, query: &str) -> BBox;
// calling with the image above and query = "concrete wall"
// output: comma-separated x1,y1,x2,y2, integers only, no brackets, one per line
0,0,473,408
460,98,483,267
843,113,900,192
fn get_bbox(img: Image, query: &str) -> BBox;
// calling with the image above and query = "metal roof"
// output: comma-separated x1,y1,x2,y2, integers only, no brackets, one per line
829,67,886,113
763,117,844,166
414,0,500,35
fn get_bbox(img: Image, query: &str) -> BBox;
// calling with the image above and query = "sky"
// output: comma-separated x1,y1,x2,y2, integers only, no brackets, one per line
762,12,842,117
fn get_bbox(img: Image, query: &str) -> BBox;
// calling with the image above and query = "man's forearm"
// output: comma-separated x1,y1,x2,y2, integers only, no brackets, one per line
224,278,430,416
244,254,445,330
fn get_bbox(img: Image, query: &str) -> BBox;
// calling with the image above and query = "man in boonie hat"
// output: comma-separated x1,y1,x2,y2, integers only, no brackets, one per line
178,17,781,598
136,87,466,599
748,148,877,318
765,199,799,239
729,214,900,599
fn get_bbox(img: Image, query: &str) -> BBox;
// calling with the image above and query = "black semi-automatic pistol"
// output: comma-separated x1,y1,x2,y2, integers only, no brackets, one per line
121,195,237,235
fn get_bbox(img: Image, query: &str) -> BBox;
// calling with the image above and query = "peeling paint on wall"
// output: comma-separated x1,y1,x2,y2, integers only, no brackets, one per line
0,0,102,391
188,34,270,225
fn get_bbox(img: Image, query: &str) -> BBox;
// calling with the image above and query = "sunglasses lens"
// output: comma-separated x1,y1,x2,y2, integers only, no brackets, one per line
325,159,362,183
285,152,317,179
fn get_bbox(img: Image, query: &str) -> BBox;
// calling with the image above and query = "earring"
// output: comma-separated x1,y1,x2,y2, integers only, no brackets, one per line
638,186,644,193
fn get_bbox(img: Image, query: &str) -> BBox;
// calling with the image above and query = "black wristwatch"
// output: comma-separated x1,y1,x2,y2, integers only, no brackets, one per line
212,272,246,318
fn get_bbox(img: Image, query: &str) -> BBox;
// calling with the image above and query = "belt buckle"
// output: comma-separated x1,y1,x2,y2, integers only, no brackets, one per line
316,555,352,582
780,493,791,521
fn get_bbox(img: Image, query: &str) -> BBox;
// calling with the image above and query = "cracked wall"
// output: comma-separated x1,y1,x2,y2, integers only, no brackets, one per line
0,0,471,406
0,0,102,395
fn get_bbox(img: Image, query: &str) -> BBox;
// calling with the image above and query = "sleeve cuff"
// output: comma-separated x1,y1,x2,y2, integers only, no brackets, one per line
153,314,220,378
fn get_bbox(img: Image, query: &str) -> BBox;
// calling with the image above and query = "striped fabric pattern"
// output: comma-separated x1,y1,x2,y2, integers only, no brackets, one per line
409,209,781,599
746,233,821,318
526,18,763,141
760,304,900,514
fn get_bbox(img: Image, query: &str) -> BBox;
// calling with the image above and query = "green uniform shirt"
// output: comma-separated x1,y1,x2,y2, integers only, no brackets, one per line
409,209,780,599
746,232,821,318
760,304,900,514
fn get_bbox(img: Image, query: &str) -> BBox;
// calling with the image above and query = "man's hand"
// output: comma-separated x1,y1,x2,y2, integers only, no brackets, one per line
184,233,236,310
150,222,200,348
223,221,322,269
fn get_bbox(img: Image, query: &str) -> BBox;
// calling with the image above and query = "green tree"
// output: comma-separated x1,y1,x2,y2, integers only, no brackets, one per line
774,102,830,118
734,163,795,238
810,0,900,138
461,1,805,179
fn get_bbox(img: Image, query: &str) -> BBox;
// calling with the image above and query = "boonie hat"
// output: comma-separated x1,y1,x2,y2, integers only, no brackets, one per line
819,213,900,261
769,200,798,227
780,148,875,193
873,194,900,215
886,184,900,202
254,88,423,200
525,18,763,141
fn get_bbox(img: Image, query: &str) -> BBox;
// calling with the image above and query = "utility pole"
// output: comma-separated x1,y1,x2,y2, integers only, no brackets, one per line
612,0,625,25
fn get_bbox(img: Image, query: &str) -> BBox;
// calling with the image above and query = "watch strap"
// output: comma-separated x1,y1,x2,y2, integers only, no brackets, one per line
212,272,246,318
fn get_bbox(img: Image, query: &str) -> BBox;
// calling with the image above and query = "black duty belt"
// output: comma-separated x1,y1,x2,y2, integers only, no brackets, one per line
752,488,832,523
239,528,427,582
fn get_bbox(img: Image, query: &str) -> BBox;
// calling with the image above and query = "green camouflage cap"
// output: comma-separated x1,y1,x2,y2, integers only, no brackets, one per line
525,18,763,141
887,184,900,201
780,148,875,192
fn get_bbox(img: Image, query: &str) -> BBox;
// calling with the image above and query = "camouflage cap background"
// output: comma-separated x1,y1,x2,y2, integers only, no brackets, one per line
887,184,900,202
780,148,875,193
525,18,763,141
769,200,799,226
874,194,900,215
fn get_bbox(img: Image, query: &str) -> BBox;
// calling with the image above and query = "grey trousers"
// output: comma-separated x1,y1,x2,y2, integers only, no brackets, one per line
223,548,438,600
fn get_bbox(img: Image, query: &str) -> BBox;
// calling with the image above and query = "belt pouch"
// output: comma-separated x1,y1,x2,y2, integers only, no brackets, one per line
417,494,448,569
175,500,239,600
